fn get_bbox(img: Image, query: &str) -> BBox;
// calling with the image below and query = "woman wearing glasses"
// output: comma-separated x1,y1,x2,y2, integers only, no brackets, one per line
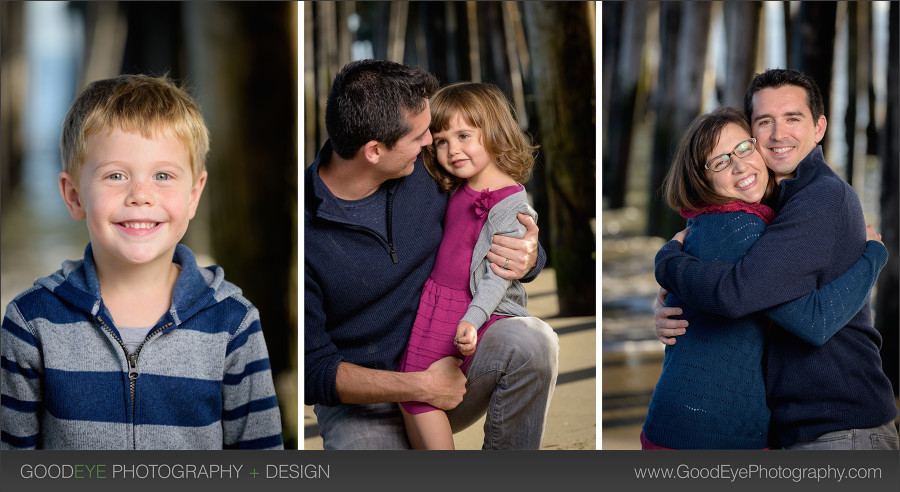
640,106,886,449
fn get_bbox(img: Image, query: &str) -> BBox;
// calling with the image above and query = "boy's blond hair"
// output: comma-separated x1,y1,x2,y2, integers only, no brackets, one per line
423,82,538,192
60,74,209,181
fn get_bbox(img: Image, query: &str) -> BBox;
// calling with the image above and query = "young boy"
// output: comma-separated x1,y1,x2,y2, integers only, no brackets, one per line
0,74,283,450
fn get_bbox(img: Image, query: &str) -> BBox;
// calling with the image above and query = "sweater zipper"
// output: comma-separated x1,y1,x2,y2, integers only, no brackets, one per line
339,189,399,264
96,315,171,449
386,189,398,264
344,224,398,263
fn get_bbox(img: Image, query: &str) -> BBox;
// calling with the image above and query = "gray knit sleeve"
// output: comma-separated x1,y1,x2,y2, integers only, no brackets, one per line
462,192,536,327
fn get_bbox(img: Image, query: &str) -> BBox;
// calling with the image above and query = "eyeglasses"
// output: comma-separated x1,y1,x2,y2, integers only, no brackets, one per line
704,138,757,172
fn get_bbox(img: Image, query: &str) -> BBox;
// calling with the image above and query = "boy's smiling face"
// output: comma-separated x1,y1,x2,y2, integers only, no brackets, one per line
59,128,206,271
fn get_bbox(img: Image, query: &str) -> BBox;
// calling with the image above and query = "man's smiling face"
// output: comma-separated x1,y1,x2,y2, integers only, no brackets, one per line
750,85,827,182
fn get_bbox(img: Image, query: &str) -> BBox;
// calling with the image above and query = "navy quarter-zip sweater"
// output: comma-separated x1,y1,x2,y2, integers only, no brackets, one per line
304,141,546,406
656,146,897,447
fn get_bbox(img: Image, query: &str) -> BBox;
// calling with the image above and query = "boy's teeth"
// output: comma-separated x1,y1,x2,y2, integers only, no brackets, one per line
122,222,157,229
772,147,792,154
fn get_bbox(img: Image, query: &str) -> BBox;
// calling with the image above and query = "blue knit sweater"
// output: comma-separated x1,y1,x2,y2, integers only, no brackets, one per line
304,141,546,406
645,202,885,449
1,244,283,450
655,146,896,447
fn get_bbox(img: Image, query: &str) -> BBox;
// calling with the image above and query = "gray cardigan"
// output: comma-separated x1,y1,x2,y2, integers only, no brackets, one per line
462,188,537,328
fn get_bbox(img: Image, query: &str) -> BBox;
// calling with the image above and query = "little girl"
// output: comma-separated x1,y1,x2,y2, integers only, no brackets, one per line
397,82,539,449
642,106,886,449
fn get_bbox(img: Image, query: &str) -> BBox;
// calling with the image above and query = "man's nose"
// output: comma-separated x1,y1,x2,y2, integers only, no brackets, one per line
769,120,785,141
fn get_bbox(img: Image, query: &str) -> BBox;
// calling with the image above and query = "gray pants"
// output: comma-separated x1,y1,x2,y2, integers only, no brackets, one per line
784,420,899,450
314,316,559,449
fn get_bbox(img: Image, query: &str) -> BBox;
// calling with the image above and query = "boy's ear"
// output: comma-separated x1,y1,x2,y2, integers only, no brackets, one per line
187,171,208,220
59,172,86,220
361,140,381,164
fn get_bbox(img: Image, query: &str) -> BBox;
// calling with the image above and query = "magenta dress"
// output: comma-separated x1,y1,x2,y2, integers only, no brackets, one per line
398,183,522,414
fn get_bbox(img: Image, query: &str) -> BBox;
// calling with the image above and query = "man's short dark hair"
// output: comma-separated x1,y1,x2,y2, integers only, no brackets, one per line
743,68,825,122
325,59,439,159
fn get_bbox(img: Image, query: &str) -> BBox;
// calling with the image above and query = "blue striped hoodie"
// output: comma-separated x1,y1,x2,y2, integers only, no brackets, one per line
1,243,283,450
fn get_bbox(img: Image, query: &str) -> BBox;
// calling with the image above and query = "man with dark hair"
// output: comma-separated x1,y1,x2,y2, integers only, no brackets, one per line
325,60,438,159
655,68,898,450
305,59,559,449
744,67,826,119
742,68,827,181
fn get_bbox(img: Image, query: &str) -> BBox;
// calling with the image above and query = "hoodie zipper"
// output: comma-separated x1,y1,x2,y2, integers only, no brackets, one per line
96,315,171,449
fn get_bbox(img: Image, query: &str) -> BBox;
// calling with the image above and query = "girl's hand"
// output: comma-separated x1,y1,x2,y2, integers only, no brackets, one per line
866,225,883,245
455,321,477,356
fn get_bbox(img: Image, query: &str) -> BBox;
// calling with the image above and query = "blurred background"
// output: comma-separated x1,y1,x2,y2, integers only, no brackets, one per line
601,1,899,449
0,2,299,449
303,1,597,449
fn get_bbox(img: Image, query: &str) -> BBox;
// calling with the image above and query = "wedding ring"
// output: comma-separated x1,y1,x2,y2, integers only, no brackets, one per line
504,258,510,268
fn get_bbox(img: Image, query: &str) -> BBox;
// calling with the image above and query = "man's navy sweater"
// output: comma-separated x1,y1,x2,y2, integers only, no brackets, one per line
304,141,545,406
655,146,897,447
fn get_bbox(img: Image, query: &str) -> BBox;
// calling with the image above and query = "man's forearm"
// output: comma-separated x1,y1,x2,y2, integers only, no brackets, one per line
335,362,427,405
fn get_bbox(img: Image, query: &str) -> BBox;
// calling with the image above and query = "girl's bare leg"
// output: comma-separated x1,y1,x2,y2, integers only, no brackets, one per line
400,406,455,450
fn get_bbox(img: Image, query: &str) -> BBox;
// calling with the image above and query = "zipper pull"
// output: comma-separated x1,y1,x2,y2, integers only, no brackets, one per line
390,249,399,264
127,353,139,381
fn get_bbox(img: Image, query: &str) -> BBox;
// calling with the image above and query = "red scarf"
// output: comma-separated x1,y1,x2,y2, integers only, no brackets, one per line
680,201,777,225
